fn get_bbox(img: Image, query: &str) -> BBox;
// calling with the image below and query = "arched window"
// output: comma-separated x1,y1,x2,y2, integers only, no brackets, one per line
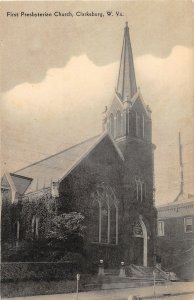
101,201,108,243
109,114,114,137
110,204,117,244
116,111,122,138
135,177,146,202
91,196,100,242
91,184,118,245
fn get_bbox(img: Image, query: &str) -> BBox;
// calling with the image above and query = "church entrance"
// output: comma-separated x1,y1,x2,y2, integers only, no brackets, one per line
133,237,143,265
133,217,148,266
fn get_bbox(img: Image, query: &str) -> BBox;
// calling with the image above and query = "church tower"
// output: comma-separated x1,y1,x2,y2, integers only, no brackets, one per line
104,22,156,267
104,22,152,144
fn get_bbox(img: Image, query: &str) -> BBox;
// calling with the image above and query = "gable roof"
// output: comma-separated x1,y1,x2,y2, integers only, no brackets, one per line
130,90,150,117
107,93,124,118
14,133,124,194
3,173,17,193
1,173,17,203
10,173,33,195
1,174,12,190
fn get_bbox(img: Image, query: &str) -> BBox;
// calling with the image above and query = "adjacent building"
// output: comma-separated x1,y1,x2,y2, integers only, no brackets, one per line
157,134,194,280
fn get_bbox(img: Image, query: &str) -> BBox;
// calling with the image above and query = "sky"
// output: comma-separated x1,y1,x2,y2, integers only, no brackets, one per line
0,1,194,205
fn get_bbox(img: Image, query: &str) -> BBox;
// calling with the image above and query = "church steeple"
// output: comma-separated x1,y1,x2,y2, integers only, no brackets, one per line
116,22,137,101
104,23,152,144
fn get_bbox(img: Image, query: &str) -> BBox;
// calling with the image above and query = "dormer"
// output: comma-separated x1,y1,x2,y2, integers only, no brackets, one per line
1,173,33,203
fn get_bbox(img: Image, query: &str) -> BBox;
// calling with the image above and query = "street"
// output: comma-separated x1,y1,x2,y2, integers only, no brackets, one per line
2,282,194,300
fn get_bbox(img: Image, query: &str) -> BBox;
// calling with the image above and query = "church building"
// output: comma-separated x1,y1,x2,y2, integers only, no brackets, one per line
1,23,157,268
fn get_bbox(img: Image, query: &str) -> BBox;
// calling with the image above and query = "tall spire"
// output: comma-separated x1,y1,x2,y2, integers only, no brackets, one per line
116,22,137,101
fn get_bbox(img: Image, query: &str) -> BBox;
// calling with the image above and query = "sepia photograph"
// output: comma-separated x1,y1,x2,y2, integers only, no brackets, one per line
0,1,194,299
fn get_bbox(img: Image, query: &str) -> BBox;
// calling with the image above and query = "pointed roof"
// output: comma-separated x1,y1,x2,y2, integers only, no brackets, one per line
116,22,137,101
14,133,124,194
1,173,18,203
10,173,33,195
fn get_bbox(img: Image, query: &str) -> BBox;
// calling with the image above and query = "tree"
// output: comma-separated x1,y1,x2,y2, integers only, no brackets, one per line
46,212,85,241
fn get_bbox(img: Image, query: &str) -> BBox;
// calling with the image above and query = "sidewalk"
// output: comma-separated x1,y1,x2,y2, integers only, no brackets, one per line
2,282,194,300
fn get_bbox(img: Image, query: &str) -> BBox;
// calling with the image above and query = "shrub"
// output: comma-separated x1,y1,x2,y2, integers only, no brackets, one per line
1,261,78,282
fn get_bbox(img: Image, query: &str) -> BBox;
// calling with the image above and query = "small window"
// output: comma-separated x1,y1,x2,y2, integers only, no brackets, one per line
32,216,39,239
158,221,165,236
135,178,146,202
135,180,141,201
184,217,192,233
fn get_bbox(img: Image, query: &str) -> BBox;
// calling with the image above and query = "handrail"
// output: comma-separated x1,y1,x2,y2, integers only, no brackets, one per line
154,265,169,280
168,258,193,271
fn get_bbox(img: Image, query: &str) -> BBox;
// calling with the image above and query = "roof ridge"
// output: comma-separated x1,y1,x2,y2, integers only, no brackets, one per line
15,134,100,173
10,173,33,181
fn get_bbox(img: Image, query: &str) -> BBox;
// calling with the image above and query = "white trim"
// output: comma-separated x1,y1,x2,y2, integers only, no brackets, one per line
140,218,148,267
133,217,148,267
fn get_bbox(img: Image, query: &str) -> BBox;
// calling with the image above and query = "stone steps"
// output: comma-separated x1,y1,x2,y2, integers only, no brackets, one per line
83,275,167,291
82,265,173,291
105,265,169,281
